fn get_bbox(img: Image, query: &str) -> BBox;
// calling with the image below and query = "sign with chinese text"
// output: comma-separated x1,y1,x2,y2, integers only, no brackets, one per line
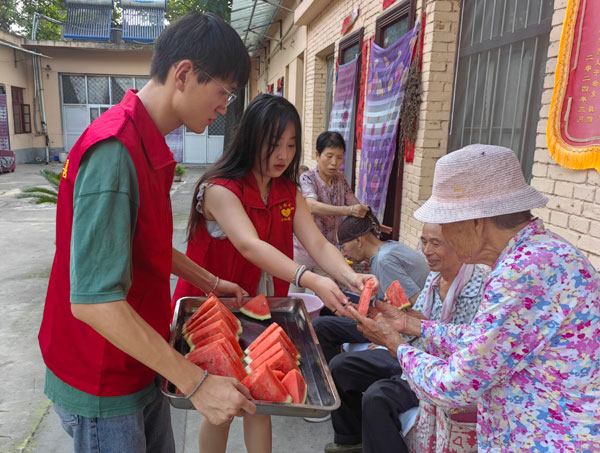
547,0,600,171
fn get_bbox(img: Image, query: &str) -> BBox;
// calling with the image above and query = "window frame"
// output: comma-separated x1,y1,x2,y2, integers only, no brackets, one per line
11,87,31,135
375,0,416,48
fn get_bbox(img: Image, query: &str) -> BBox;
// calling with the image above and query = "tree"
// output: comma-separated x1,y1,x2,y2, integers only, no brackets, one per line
166,0,231,23
0,0,19,32
18,0,66,40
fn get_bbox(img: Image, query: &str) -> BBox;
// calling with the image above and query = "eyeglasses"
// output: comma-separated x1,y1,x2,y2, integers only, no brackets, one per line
204,71,237,107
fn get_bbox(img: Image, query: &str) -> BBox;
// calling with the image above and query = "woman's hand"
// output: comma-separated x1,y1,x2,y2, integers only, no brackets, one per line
303,272,352,317
343,272,380,296
213,278,248,303
349,203,370,218
346,305,406,357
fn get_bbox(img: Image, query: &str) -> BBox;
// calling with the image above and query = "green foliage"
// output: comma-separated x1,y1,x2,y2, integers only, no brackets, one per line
15,1,66,40
0,0,19,32
18,169,60,204
166,0,231,23
174,163,186,177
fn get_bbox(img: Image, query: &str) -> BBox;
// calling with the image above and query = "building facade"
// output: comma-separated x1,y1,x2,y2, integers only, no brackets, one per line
250,0,599,266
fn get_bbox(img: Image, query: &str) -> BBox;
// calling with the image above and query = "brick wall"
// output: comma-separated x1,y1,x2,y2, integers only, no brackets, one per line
398,0,460,248
529,0,600,269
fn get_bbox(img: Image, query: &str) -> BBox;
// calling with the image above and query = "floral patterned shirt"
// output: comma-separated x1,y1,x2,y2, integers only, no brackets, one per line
293,167,358,268
396,220,600,452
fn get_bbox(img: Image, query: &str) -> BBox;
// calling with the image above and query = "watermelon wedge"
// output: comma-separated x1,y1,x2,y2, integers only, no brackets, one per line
186,294,220,322
246,341,299,371
248,347,299,375
240,294,271,320
246,324,300,359
186,319,237,349
281,369,307,404
272,370,285,381
188,331,244,358
244,331,298,363
187,341,247,381
187,337,238,364
385,280,411,310
185,309,241,339
185,298,242,336
242,364,292,403
357,279,375,316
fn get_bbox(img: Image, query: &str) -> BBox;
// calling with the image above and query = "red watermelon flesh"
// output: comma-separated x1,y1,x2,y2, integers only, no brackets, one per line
188,341,247,381
185,300,242,336
249,348,299,375
246,325,299,359
281,369,307,404
185,306,241,338
188,331,244,358
246,341,292,370
242,364,292,403
187,337,237,364
244,323,279,353
385,280,411,310
244,332,297,363
357,279,375,316
186,319,237,349
272,370,285,381
240,294,271,320
187,294,220,323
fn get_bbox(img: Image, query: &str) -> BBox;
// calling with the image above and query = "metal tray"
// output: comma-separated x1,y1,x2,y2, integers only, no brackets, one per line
162,296,340,417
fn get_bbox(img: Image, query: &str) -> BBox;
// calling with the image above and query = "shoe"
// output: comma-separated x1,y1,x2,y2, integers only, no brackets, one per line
324,442,362,452
304,413,331,422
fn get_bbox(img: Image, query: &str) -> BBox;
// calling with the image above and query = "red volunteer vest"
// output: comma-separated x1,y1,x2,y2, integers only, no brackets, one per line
172,172,296,310
38,90,176,397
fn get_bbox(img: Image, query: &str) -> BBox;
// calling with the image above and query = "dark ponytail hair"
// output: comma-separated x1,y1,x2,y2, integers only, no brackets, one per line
187,94,302,241
337,209,380,245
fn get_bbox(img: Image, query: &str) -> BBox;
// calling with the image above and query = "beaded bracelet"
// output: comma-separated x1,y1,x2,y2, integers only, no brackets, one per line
184,369,209,400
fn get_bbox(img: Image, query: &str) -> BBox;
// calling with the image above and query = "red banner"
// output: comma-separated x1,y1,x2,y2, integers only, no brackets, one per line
548,0,600,170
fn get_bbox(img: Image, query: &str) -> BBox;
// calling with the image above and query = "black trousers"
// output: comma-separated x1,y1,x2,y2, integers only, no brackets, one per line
312,315,368,364
329,349,419,453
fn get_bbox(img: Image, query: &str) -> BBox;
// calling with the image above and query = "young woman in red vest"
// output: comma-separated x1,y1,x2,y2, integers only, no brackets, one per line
173,94,377,452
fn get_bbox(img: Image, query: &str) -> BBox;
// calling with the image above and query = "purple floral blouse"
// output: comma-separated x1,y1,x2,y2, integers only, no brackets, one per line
293,167,358,268
396,219,600,452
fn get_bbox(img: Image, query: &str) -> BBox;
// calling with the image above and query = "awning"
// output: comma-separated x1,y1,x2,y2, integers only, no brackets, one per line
0,40,51,58
231,0,292,56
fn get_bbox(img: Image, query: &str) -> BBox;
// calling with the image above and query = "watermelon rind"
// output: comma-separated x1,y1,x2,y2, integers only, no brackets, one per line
240,306,272,320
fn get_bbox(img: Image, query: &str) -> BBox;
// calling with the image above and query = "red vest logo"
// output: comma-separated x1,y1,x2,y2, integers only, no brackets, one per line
62,159,69,178
279,202,295,221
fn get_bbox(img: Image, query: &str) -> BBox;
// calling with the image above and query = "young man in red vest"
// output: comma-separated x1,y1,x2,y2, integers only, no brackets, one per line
38,12,255,452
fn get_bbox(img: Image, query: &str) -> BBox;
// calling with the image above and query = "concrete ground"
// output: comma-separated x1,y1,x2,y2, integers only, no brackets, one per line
0,163,333,453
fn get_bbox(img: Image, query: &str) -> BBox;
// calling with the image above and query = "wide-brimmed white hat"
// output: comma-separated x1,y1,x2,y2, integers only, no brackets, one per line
414,144,548,224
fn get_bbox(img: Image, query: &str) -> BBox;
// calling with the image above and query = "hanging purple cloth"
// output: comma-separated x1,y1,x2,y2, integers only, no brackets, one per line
357,24,418,221
329,58,358,180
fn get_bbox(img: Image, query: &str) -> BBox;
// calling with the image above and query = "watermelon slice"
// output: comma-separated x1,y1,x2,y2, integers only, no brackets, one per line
240,294,271,320
246,341,299,371
185,309,240,339
188,341,247,381
357,279,375,316
244,331,298,363
186,319,237,349
272,370,285,381
281,369,307,404
185,298,242,336
385,280,411,310
242,364,292,403
248,347,299,375
186,294,220,322
187,337,238,364
188,331,244,358
246,324,300,359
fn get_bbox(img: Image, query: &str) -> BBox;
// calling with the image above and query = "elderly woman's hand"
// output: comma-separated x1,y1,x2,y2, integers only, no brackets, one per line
343,273,380,296
346,304,406,357
349,203,370,218
369,301,424,337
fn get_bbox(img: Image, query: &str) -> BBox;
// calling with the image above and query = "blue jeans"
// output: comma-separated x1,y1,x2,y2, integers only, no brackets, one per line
53,381,175,453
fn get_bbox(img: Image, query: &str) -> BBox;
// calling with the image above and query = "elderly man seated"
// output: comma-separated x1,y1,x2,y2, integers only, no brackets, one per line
323,223,488,453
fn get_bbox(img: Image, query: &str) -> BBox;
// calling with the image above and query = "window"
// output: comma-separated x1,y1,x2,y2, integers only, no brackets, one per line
375,0,415,49
11,87,31,134
449,0,554,180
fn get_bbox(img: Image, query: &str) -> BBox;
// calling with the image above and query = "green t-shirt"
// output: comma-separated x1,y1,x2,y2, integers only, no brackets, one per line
45,139,156,418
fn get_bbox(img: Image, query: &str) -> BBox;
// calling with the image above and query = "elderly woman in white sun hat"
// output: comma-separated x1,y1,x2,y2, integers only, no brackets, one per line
348,144,600,452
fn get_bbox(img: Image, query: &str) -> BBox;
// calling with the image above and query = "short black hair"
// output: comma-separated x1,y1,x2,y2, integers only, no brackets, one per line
316,131,346,155
150,12,250,88
337,210,380,245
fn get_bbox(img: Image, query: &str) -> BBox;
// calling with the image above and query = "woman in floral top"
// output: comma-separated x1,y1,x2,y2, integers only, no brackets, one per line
349,145,600,452
293,131,369,277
